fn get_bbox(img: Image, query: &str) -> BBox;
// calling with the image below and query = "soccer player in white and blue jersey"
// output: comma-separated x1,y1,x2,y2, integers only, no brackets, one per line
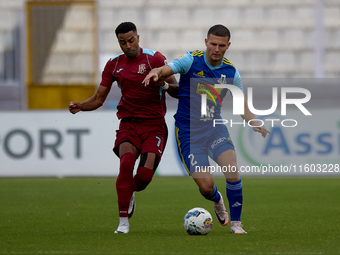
143,25,270,234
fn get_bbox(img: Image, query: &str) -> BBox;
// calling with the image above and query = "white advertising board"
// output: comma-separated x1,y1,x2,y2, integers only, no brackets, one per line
222,108,340,177
0,111,184,177
0,109,339,177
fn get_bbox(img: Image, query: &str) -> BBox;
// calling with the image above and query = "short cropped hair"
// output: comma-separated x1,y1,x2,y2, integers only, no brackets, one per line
115,22,137,37
207,24,231,40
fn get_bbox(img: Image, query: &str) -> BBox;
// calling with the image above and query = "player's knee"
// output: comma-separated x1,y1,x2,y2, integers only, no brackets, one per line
139,152,160,170
120,152,136,170
198,180,215,197
116,152,136,190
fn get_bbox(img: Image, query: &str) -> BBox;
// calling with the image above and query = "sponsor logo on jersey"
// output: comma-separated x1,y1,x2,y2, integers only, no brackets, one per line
137,64,147,74
211,137,228,149
196,83,223,106
193,71,205,77
116,68,123,73
176,55,185,59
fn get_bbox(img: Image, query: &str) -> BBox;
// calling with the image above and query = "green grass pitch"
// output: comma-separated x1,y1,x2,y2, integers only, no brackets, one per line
1,177,339,254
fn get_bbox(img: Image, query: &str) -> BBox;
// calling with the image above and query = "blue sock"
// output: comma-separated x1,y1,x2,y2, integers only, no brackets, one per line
199,185,221,203
226,179,243,221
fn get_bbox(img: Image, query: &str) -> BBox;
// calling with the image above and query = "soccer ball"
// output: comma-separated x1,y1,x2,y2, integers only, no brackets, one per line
183,207,213,235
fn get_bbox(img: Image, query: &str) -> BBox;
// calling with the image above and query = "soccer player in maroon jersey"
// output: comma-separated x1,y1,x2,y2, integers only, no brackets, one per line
69,22,178,234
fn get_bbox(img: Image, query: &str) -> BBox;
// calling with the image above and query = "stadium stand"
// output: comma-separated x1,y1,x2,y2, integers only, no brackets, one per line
0,0,339,110
40,4,96,85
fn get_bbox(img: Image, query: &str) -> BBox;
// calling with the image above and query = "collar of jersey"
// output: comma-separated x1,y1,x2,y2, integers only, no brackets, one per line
203,51,224,70
125,48,144,62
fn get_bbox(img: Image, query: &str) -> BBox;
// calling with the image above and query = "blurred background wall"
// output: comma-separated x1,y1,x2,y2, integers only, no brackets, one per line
0,0,339,110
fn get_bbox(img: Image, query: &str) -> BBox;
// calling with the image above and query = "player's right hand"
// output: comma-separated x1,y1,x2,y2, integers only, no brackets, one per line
253,125,271,138
68,102,81,114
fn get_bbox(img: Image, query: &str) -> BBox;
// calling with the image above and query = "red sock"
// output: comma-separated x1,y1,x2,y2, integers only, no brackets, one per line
133,166,155,191
116,152,136,217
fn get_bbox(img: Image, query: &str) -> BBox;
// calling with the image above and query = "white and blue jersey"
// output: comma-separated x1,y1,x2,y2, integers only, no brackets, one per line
168,50,244,175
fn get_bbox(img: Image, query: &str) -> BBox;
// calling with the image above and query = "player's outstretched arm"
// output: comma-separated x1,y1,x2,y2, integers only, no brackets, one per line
251,122,271,138
241,97,271,138
68,85,111,114
143,65,174,86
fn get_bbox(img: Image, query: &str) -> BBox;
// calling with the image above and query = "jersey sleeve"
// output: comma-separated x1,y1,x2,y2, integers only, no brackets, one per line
100,59,116,87
232,70,244,95
152,51,167,68
168,53,194,74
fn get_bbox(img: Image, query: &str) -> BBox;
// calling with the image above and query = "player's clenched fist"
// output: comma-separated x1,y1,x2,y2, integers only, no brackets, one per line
69,102,81,114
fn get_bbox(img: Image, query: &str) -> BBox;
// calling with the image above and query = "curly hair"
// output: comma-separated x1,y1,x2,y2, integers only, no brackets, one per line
115,22,137,37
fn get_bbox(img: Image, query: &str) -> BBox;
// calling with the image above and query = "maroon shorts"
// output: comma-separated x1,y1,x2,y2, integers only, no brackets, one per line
113,117,168,158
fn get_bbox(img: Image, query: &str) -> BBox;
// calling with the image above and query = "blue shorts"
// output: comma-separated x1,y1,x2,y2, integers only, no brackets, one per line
175,124,234,175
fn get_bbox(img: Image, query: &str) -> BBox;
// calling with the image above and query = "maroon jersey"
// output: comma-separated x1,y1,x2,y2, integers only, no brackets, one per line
100,48,168,119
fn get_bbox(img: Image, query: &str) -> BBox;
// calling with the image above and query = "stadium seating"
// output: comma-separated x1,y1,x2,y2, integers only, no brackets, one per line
324,7,340,28
0,0,24,9
0,0,339,110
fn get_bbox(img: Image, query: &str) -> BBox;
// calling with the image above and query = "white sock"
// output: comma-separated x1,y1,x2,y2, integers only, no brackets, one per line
118,217,129,227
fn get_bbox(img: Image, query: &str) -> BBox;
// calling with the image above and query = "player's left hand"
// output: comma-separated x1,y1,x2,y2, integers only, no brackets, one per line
253,126,271,138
